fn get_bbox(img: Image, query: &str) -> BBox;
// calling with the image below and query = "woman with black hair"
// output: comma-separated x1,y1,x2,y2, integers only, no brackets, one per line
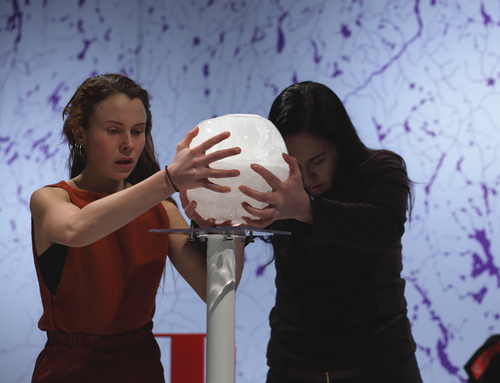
30,73,244,382
238,81,422,382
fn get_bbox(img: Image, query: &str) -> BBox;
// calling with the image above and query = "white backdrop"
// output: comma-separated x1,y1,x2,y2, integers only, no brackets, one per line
1,1,499,382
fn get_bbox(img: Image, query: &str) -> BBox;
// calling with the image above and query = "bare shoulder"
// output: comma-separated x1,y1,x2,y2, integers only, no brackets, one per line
30,185,73,255
30,186,70,210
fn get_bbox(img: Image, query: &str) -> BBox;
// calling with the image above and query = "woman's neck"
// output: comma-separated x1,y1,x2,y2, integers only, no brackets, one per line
69,172,127,195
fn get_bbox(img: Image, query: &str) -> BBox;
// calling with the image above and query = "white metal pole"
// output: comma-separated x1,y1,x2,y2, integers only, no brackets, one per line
206,234,236,383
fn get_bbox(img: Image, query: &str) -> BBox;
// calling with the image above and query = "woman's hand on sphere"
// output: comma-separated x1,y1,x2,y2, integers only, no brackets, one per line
238,153,312,228
167,126,241,193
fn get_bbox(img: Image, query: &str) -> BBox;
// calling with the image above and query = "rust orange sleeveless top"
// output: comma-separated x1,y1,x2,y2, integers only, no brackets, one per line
32,181,170,336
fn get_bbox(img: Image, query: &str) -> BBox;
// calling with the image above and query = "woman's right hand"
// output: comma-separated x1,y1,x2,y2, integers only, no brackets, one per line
237,153,313,228
166,126,241,193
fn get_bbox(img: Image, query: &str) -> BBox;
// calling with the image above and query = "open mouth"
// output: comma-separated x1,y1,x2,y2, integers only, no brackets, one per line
116,158,133,167
116,159,133,165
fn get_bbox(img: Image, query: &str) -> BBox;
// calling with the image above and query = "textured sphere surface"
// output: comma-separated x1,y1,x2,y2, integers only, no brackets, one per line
186,114,289,224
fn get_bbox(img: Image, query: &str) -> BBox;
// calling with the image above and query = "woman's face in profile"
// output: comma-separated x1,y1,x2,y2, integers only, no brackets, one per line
284,133,339,195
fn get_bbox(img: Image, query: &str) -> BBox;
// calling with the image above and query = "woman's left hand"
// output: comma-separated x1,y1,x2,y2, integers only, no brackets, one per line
237,153,313,228
179,190,231,228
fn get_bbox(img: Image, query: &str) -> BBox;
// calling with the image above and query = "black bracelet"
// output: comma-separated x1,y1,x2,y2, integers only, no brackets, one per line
164,165,180,192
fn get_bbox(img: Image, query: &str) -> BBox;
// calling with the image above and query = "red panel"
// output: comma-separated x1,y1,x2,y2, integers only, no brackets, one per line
155,333,206,383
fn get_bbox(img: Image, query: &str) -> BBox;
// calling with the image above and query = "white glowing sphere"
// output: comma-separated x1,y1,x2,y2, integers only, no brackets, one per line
186,114,289,224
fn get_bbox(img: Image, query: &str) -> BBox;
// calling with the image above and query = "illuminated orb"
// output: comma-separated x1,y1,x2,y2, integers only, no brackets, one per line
186,114,289,224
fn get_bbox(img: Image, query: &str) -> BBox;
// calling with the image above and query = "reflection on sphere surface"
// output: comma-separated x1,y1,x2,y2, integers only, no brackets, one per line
186,114,289,224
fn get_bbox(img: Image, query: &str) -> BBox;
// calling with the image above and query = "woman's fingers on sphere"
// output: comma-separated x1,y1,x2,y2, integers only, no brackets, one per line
196,130,230,152
177,126,200,150
241,202,259,216
238,186,270,204
283,153,301,178
183,202,199,220
202,147,241,165
250,163,283,189
282,152,295,164
261,165,281,185
241,201,270,218
206,166,240,179
179,190,190,209
178,192,206,223
203,182,232,193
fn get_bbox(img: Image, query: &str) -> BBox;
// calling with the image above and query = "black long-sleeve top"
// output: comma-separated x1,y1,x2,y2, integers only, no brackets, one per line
266,151,417,372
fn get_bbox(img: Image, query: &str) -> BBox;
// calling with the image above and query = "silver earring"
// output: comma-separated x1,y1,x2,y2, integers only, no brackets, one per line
75,143,86,157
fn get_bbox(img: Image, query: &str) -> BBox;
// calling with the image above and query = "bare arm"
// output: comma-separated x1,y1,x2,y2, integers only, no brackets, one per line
31,171,172,251
31,127,241,252
164,199,245,302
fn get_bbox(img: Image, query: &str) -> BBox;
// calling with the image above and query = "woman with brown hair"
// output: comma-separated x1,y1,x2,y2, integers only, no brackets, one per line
30,73,244,382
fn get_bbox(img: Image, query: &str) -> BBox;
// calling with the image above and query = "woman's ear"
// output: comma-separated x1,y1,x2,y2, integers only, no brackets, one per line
74,126,86,145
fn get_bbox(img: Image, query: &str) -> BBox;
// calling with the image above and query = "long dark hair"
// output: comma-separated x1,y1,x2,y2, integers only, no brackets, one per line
264,81,413,258
62,73,159,184
270,81,373,181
